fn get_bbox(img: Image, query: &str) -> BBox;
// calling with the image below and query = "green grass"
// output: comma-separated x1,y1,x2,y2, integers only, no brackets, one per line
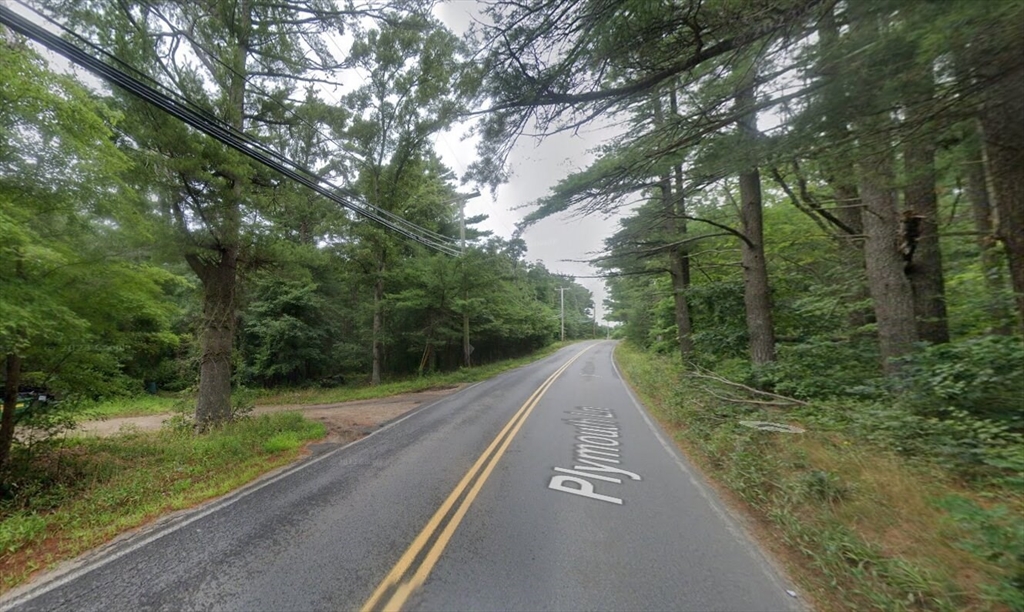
0,412,326,593
257,343,573,406
1,342,584,592
82,343,576,420
81,394,179,419
613,342,1023,612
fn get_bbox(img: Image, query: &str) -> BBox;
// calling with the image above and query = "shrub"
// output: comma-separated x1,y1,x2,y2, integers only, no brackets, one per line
263,432,302,453
751,338,881,399
897,336,1024,429
936,495,1024,610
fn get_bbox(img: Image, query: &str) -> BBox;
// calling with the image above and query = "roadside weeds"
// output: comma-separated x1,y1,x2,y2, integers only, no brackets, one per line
81,341,574,421
614,343,1023,612
0,412,327,594
0,343,577,596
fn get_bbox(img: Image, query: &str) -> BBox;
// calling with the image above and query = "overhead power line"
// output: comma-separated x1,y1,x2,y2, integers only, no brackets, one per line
7,0,417,240
0,4,462,256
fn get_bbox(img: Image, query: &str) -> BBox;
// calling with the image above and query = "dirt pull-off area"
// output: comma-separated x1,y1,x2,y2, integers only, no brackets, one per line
76,386,465,442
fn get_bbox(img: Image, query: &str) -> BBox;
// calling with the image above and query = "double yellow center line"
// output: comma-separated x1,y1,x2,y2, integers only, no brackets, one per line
360,345,594,612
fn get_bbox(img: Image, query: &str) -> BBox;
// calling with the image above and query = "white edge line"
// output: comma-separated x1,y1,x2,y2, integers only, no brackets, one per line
606,344,806,612
0,380,486,611
2,343,587,609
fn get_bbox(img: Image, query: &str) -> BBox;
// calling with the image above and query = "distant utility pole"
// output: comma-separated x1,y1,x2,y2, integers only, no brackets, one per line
458,190,481,367
560,287,567,341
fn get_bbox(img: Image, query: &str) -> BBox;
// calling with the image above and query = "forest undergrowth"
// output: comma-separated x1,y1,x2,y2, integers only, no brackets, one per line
615,342,1023,612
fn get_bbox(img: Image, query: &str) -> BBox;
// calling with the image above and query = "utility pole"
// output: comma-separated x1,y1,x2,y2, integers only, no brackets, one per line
560,287,567,341
457,190,481,367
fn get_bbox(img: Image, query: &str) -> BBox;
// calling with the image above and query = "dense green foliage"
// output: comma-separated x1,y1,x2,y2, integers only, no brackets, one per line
469,0,1023,476
0,3,596,473
1,0,1020,606
616,344,1023,611
468,1,1023,607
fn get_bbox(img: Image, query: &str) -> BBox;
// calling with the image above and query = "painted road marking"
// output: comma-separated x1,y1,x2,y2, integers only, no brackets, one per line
547,406,643,505
360,345,595,612
0,379,487,612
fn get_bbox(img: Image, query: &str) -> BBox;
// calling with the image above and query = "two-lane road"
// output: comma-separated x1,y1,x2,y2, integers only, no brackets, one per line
1,341,802,611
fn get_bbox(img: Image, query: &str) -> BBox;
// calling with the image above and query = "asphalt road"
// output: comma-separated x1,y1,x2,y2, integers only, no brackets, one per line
1,341,802,612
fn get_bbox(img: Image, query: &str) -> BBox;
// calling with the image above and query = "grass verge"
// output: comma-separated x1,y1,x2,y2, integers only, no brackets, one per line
0,412,326,594
614,342,1023,612
256,342,573,405
80,394,180,419
84,342,574,419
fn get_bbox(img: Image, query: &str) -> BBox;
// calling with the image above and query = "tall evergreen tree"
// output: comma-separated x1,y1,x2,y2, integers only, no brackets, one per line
52,0,373,426
342,13,472,384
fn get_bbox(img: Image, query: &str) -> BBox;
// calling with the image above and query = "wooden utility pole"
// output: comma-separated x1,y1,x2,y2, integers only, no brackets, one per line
458,191,481,367
560,287,567,341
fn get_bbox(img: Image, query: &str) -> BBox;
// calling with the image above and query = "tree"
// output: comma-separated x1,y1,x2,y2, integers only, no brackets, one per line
656,90,695,361
342,12,472,383
902,59,949,344
472,0,1024,374
1,38,178,471
969,7,1024,334
733,64,777,364
55,0,368,427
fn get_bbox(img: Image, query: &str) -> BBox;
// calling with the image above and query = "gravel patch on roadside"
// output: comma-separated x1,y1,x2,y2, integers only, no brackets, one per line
75,387,465,441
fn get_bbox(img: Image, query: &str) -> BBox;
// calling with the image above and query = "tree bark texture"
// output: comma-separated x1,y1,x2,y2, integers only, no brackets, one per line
670,164,695,361
736,81,776,365
182,1,250,428
667,89,695,361
653,92,695,362
902,70,949,344
978,36,1024,335
187,249,238,429
858,131,918,373
738,168,777,365
0,353,21,474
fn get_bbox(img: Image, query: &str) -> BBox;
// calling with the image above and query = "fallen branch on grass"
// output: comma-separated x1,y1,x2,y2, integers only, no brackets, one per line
691,366,810,407
702,387,804,408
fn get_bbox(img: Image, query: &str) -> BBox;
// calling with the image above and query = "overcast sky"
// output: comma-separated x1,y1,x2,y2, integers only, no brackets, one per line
435,2,628,324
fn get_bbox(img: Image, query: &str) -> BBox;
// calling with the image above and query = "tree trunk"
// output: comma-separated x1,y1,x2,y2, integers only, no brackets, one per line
903,69,949,344
738,169,777,365
858,125,918,373
735,79,776,365
817,7,872,332
653,91,695,362
658,170,694,362
964,129,1012,334
830,184,874,331
978,36,1024,335
371,260,384,386
184,1,249,429
670,164,695,361
0,353,21,475
462,309,471,368
668,89,695,361
187,249,238,429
